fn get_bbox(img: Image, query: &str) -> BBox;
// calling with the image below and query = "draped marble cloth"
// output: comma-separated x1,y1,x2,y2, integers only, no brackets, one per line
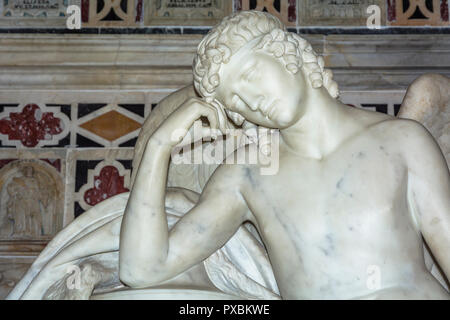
8,74,450,299
7,85,281,300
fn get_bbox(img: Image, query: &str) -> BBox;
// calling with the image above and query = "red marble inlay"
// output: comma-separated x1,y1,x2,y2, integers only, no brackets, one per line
0,159,17,170
81,0,89,23
84,165,129,206
136,0,143,22
288,0,296,22
442,0,449,21
387,0,396,21
0,104,63,147
41,159,62,172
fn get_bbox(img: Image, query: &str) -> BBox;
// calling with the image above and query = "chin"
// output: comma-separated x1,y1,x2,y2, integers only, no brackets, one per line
270,110,298,129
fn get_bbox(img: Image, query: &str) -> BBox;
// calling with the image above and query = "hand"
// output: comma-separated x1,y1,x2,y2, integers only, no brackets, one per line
150,97,227,148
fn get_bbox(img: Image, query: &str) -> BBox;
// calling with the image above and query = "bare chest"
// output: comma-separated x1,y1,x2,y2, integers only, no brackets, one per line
247,141,408,223
242,140,421,298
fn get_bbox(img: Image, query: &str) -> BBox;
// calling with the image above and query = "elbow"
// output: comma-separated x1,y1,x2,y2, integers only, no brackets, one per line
119,268,156,289
118,245,171,288
119,264,168,289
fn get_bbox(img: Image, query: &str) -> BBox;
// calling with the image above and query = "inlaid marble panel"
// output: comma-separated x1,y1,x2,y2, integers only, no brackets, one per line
81,0,142,27
66,148,134,223
236,0,297,26
145,0,232,26
76,103,145,148
2,0,68,17
298,0,386,26
0,103,70,148
388,0,449,26
0,92,161,148
0,0,81,26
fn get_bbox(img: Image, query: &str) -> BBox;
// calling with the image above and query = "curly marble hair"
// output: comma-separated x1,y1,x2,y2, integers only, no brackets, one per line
193,11,339,126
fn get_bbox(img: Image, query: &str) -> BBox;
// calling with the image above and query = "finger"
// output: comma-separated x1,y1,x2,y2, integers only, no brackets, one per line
200,104,219,131
215,106,229,134
191,100,225,139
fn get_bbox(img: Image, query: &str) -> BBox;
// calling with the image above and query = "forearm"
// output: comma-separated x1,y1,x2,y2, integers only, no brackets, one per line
118,98,226,287
119,138,172,286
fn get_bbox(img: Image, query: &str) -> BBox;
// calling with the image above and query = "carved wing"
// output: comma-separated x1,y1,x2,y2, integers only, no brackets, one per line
397,73,450,291
398,73,450,168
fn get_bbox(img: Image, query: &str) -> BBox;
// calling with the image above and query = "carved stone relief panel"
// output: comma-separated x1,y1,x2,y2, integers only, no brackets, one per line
145,0,232,26
298,0,386,26
2,0,68,17
0,0,81,26
0,159,64,240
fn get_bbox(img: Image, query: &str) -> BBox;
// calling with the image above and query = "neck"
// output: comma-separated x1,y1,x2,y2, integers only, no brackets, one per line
280,87,349,159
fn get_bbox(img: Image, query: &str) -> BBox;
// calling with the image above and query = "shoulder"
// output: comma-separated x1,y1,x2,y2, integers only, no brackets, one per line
375,118,436,146
367,116,433,142
374,118,446,168
201,146,254,194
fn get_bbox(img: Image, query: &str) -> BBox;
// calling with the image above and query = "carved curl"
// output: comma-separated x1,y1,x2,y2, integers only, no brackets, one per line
193,11,339,126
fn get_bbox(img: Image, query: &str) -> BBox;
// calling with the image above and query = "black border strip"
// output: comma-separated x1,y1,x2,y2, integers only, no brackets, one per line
0,26,449,35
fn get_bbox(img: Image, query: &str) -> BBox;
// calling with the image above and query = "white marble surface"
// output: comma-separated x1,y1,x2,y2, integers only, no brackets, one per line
7,11,450,300
1,33,450,91
398,73,450,168
120,11,450,299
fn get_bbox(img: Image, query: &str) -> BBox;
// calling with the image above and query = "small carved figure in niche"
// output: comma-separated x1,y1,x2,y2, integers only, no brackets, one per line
6,166,48,238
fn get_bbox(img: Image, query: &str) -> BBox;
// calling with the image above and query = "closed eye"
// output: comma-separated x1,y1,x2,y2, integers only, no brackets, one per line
241,62,259,82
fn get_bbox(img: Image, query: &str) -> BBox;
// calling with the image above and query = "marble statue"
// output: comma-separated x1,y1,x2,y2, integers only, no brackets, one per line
7,11,450,300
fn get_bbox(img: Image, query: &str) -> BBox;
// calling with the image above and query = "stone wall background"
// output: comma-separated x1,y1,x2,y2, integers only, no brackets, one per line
0,0,449,299
1,1,449,28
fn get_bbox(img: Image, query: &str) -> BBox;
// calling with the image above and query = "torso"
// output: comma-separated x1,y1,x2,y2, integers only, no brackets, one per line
240,110,449,299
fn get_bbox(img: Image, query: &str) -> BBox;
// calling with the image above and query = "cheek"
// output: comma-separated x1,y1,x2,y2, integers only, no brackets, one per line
274,105,298,127
267,70,301,99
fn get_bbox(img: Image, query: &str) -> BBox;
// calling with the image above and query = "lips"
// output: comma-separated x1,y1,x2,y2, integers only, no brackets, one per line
252,96,264,112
